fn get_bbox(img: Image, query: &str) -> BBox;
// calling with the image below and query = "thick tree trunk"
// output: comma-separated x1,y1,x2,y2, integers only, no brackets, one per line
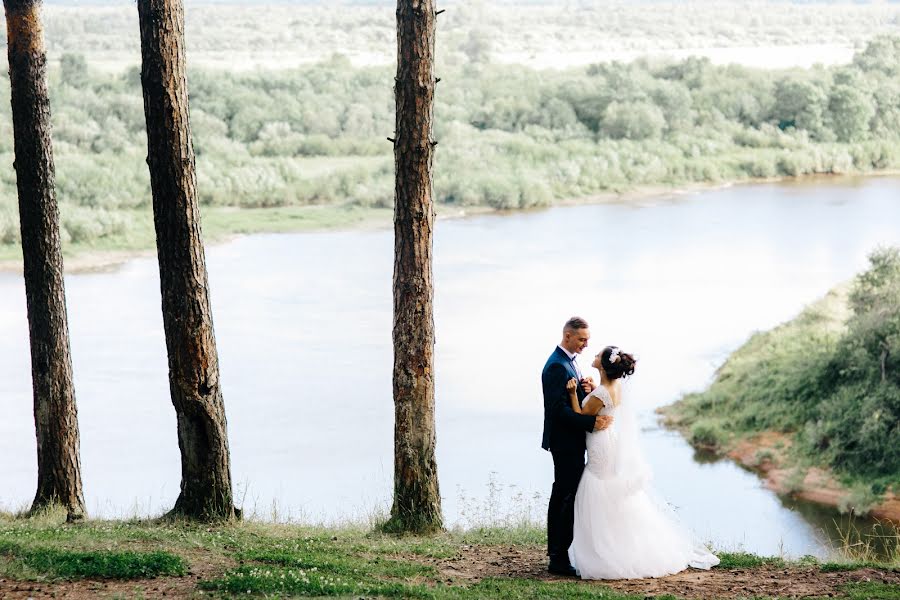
4,0,86,521
137,0,235,521
388,0,442,534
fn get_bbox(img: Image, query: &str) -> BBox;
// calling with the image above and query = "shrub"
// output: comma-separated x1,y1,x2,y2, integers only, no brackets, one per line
690,420,724,449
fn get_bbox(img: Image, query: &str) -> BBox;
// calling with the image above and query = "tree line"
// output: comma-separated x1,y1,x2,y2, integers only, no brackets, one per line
5,0,442,533
3,36,900,249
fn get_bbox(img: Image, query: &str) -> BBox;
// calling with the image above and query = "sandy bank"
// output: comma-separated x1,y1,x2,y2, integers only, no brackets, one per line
726,432,900,524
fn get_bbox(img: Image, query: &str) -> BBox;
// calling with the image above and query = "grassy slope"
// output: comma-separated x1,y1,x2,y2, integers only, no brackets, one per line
0,511,897,599
661,285,850,449
659,284,900,519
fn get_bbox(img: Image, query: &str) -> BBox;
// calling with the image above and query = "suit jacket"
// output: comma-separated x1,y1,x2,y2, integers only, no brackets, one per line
541,346,597,451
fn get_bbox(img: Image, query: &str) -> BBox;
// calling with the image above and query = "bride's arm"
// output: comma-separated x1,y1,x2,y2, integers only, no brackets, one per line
580,395,605,416
567,378,606,416
566,378,582,413
546,363,608,432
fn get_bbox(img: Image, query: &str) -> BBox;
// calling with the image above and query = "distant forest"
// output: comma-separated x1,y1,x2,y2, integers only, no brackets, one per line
2,3,900,249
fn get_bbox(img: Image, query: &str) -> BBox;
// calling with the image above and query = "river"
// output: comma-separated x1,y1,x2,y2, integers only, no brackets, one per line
2,176,899,558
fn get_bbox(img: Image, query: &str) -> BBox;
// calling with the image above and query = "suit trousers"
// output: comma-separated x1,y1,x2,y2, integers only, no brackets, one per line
547,446,585,562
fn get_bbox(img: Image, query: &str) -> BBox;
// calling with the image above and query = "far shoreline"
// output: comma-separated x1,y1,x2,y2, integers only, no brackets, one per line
3,171,897,276
0,180,722,275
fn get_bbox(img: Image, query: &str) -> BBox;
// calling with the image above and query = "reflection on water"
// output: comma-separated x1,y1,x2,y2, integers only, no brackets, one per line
777,493,899,559
1,176,899,558
690,447,721,465
677,437,897,560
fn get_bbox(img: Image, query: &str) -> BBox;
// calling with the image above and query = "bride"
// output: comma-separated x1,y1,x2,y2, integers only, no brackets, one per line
565,346,719,580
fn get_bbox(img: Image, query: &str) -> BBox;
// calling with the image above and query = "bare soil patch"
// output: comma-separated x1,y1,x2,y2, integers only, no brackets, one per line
728,433,900,523
408,544,900,599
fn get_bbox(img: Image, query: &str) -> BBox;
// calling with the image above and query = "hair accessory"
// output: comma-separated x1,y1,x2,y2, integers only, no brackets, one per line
608,347,620,363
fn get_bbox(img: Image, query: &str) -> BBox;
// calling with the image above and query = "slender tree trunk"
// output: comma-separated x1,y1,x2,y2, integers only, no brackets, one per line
137,0,235,521
4,0,86,521
388,0,442,534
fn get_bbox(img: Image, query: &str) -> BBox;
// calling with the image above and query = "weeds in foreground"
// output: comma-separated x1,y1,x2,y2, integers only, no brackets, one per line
824,514,900,567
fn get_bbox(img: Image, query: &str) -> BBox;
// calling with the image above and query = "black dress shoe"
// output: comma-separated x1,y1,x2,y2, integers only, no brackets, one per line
547,561,577,577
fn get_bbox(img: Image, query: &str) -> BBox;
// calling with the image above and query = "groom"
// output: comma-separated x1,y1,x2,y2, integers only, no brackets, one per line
542,316,613,576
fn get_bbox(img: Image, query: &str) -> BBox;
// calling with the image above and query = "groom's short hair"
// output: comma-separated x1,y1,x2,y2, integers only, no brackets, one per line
564,316,589,332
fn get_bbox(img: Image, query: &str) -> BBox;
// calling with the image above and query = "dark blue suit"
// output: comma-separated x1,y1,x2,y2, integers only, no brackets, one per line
541,346,597,563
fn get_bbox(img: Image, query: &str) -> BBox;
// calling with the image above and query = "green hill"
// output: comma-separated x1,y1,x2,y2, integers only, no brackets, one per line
662,247,900,510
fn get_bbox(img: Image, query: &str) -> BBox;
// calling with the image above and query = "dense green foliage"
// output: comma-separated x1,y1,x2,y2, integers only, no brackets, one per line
3,36,900,252
667,248,900,493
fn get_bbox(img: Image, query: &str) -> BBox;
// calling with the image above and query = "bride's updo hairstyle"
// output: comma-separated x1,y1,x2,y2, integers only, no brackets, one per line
601,346,636,380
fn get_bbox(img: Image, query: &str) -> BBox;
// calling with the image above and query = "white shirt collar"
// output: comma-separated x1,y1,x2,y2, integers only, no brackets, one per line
558,345,577,360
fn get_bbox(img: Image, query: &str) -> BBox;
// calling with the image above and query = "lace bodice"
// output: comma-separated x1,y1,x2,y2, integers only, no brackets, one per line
584,386,616,416
584,385,618,478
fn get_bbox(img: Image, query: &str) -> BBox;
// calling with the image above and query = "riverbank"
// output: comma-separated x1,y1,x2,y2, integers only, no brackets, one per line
659,256,900,527
0,179,723,275
726,432,900,523
660,412,900,525
3,173,879,275
0,512,897,599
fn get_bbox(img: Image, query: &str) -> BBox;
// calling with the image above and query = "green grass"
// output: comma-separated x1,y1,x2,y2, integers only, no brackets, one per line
661,285,851,442
0,540,185,579
201,564,422,597
0,515,897,598
821,560,885,572
843,581,900,600
716,551,786,569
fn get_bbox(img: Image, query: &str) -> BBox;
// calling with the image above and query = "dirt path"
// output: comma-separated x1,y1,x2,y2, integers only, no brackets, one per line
0,544,897,599
414,544,900,599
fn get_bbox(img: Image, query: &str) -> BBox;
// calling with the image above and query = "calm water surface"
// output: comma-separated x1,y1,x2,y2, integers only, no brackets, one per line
2,176,899,557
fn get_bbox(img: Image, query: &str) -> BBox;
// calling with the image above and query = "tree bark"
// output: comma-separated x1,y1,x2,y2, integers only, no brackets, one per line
388,0,442,534
137,0,235,521
4,0,86,521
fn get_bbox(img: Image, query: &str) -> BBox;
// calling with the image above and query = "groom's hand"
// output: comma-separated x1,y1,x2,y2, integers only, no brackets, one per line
580,377,596,393
593,415,613,431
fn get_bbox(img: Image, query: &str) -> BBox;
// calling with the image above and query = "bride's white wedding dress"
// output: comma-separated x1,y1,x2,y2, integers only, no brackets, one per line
569,385,719,579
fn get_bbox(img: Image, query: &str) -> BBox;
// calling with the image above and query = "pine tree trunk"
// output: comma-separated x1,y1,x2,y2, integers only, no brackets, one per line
4,0,86,521
137,0,236,521
389,0,442,534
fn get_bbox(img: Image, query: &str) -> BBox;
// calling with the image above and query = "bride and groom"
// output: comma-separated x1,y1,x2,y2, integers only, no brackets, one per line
541,317,719,579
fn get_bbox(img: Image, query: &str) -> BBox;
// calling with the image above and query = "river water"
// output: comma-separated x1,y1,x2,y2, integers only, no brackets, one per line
1,176,899,558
